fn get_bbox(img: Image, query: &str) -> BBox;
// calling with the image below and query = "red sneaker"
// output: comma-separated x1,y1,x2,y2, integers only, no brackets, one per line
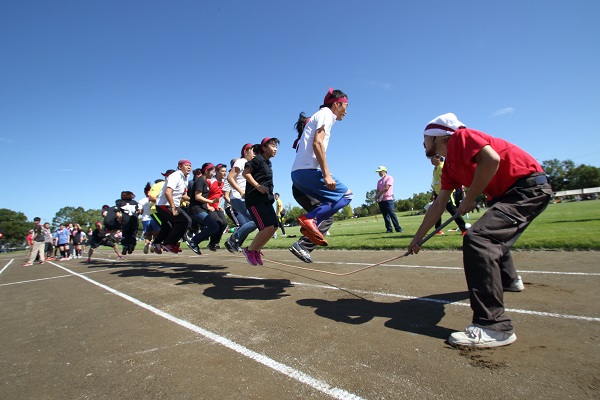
298,215,325,245
300,227,328,246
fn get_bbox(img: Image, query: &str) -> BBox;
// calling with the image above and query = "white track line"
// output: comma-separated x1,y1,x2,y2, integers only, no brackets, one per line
227,274,600,322
48,262,364,400
278,259,600,276
0,268,114,287
0,259,14,275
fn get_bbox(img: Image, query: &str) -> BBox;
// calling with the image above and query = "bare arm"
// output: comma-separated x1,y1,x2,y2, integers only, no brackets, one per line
458,145,500,214
313,126,335,190
407,190,452,254
227,166,245,198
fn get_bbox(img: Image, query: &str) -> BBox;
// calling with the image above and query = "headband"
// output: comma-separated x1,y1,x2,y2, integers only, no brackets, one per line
201,163,215,173
323,87,348,105
178,159,191,166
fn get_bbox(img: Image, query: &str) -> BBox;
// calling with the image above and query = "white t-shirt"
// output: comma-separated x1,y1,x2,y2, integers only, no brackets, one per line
157,170,188,207
230,158,248,200
291,107,336,172
137,197,152,221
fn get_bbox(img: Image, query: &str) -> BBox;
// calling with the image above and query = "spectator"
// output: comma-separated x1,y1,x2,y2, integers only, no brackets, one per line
23,217,45,266
53,224,70,261
374,166,403,233
273,193,286,237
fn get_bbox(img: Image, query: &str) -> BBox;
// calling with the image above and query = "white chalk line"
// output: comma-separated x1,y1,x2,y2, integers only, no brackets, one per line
7,256,598,323
278,259,600,276
48,261,365,400
0,268,114,287
227,274,600,322
0,259,14,275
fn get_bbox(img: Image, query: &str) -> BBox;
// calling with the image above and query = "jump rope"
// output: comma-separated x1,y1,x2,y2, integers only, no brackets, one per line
260,213,461,276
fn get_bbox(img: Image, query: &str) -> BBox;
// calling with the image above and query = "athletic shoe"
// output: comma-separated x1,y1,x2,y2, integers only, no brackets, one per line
152,243,163,254
297,215,325,243
60,257,69,261
46,257,56,261
39,261,44,264
396,229,403,233
242,247,258,266
436,231,444,235
448,325,517,348
23,262,33,267
289,242,313,263
300,227,328,246
504,275,525,292
272,233,277,239
161,244,179,253
214,244,221,249
207,244,217,252
143,243,150,254
255,250,263,266
175,243,183,253
118,255,126,260
461,230,467,236
186,241,201,255
225,236,240,253
86,258,92,264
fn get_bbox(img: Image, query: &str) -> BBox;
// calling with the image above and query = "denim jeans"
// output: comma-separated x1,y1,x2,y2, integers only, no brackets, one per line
378,200,402,232
230,198,257,244
191,211,219,244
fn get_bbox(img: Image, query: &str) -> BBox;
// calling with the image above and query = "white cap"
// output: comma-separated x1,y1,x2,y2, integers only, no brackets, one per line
423,113,465,136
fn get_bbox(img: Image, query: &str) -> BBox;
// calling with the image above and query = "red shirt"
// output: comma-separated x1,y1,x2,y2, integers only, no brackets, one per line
207,179,224,210
441,128,543,199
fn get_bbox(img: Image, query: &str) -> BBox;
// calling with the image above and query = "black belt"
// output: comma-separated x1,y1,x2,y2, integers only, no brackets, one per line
510,173,548,189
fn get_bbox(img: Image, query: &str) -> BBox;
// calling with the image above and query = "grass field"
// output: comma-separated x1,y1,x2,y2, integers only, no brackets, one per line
261,200,600,251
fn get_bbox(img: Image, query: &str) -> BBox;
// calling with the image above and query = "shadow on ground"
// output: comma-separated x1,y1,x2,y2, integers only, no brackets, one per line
297,291,469,340
93,260,294,301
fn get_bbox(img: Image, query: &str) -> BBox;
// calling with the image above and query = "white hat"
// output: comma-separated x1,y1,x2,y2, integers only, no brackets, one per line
423,113,465,136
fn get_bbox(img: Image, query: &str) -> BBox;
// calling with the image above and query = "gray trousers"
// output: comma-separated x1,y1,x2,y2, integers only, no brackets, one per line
463,182,552,332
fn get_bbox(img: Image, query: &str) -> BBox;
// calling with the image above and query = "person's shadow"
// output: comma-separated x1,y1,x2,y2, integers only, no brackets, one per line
297,291,469,340
110,261,293,301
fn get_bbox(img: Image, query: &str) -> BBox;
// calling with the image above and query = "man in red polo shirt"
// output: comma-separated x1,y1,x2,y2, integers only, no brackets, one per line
408,113,552,348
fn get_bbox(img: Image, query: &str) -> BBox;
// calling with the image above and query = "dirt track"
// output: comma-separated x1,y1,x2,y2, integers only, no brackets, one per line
1,249,598,399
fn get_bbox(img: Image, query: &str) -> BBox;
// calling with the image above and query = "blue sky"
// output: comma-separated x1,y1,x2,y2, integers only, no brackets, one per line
1,1,598,223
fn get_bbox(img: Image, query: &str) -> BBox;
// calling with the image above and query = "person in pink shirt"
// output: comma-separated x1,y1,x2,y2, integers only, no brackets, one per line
375,166,403,233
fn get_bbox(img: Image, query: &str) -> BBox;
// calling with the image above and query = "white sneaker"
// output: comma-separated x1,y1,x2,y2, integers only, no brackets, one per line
448,324,516,348
504,275,525,292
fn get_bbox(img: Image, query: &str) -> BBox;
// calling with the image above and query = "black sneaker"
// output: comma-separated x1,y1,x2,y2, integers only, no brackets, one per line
225,236,240,253
207,244,217,252
289,242,313,263
186,240,201,255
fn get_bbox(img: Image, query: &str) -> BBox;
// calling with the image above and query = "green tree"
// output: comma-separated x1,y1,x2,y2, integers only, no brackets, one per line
566,164,600,189
542,159,575,191
0,208,30,246
52,206,102,229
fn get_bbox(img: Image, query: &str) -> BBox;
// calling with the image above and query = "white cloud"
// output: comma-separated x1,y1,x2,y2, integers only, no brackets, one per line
362,80,392,91
493,107,515,116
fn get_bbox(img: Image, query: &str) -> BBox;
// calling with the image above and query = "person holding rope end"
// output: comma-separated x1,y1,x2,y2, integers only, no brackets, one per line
291,88,352,246
407,113,552,348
